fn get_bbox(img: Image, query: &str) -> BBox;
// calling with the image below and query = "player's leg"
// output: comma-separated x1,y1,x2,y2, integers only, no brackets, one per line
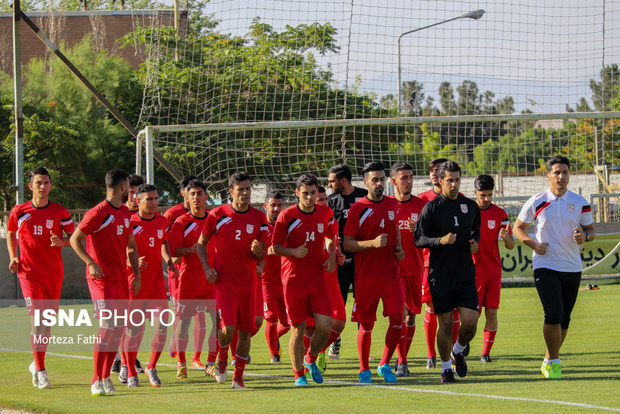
481,307,497,362
145,306,167,387
122,324,144,387
174,310,193,379
377,277,404,383
436,311,455,381
289,321,307,385
534,268,565,378
191,306,207,368
21,279,53,389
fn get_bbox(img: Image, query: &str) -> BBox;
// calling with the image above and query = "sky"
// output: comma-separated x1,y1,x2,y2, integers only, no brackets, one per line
173,0,620,113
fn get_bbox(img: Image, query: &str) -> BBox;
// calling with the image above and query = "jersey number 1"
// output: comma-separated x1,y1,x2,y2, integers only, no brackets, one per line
453,216,459,227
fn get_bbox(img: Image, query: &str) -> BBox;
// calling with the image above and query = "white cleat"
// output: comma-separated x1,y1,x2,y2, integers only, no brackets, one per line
102,377,117,394
29,361,37,387
214,362,228,384
36,369,51,389
127,376,140,388
91,380,105,397
118,365,128,383
145,368,161,387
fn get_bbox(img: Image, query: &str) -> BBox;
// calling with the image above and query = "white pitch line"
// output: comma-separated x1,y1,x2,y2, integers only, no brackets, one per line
2,348,619,412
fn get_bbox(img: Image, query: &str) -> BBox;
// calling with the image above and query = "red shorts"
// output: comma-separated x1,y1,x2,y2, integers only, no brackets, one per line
422,267,433,305
255,276,264,318
87,276,130,319
18,277,62,316
216,283,255,332
128,298,171,324
177,279,215,301
262,282,288,326
283,279,332,327
168,276,179,301
400,273,422,315
352,276,404,323
327,273,347,321
476,272,501,310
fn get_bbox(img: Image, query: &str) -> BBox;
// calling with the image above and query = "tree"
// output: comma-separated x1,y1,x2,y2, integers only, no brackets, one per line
590,64,620,112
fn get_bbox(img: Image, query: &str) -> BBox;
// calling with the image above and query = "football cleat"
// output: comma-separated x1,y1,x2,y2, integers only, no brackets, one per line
377,364,397,383
145,368,161,387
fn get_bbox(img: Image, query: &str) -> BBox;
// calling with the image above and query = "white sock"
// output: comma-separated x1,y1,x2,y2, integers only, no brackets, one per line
441,360,452,372
543,358,549,365
452,339,466,354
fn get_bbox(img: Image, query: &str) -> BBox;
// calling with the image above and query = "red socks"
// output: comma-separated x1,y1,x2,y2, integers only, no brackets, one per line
482,328,497,355
357,323,373,372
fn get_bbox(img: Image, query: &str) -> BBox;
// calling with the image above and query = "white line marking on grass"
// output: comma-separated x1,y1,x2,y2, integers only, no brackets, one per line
2,348,619,412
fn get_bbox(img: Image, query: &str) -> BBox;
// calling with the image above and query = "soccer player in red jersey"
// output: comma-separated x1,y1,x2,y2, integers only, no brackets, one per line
261,191,290,363
313,185,347,374
417,158,461,369
389,162,426,377
113,173,145,378
70,169,142,396
168,179,215,380
473,175,515,363
162,175,196,361
272,174,337,386
197,171,268,390
343,162,405,384
122,184,178,388
7,167,75,389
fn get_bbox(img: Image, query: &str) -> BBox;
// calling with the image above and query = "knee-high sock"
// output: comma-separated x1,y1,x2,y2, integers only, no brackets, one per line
31,332,49,371
277,323,290,338
192,311,206,362
482,328,497,356
380,315,402,366
230,330,238,362
148,331,166,369
176,336,189,365
452,309,460,344
405,323,416,357
103,326,125,379
424,308,437,358
122,328,144,377
321,329,342,353
357,322,374,372
265,322,280,357
233,355,247,380
93,326,114,383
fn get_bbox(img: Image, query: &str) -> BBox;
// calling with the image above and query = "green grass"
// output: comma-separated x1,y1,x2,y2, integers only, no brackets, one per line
1,284,619,413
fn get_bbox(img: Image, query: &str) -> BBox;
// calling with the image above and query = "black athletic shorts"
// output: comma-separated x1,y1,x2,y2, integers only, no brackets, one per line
337,260,356,304
429,276,479,315
533,268,581,329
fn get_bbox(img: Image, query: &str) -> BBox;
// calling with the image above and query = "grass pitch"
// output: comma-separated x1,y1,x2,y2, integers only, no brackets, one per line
1,283,619,413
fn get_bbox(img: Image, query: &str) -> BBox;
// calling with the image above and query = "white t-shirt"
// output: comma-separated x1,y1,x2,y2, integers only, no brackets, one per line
518,189,594,272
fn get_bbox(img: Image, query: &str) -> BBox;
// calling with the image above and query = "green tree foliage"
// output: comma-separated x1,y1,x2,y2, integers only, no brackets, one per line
0,36,143,210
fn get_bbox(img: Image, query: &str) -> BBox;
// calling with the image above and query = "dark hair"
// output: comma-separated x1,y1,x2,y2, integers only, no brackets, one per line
180,175,198,190
317,185,326,193
296,173,318,189
136,183,157,196
438,161,461,178
328,164,352,183
28,167,51,182
390,162,413,177
186,179,206,192
546,155,570,171
229,171,251,189
474,174,494,191
128,174,145,188
429,158,449,171
265,190,283,202
362,162,385,178
105,169,129,189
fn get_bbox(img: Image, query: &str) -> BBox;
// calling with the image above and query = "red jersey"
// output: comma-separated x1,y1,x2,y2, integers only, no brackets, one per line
129,212,168,297
169,211,207,283
7,201,74,280
343,196,399,279
203,204,269,286
392,195,425,278
272,204,336,286
417,188,441,203
79,200,132,281
262,222,283,289
164,203,189,228
473,204,511,277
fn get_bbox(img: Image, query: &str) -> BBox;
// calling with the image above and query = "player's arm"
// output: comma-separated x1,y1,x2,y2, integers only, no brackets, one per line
251,240,265,262
197,233,217,283
70,228,105,278
323,236,337,272
6,230,19,273
342,234,387,252
513,219,547,255
50,230,74,247
127,233,141,295
413,207,445,248
273,243,308,258
161,240,178,279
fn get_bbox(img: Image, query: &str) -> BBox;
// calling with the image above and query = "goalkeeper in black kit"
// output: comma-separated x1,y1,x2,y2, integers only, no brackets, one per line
414,161,481,383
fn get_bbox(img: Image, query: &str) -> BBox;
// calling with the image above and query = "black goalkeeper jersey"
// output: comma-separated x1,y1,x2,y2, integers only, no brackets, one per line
414,194,481,282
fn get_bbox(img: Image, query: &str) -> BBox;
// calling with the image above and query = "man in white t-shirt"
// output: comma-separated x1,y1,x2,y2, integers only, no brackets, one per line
513,155,595,380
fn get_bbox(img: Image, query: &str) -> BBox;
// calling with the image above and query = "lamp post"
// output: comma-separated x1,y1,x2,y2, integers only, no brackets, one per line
397,9,485,114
